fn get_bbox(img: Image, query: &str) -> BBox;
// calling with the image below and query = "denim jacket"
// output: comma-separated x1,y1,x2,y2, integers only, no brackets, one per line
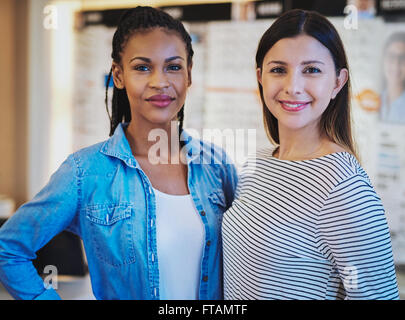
0,123,238,300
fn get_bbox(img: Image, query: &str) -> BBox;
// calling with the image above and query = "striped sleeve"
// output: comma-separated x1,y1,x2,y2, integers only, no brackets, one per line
317,174,399,300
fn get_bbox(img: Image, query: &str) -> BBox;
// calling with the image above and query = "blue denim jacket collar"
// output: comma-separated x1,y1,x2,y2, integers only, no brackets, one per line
100,123,202,168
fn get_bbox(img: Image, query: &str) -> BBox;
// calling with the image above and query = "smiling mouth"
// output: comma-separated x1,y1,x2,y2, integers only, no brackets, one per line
145,95,175,108
279,100,310,111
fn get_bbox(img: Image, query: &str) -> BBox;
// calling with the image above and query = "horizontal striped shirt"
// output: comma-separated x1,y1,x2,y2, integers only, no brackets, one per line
222,149,399,300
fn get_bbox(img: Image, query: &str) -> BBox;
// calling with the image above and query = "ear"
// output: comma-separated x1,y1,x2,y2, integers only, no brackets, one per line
331,68,348,99
256,67,263,86
187,62,193,87
112,62,125,89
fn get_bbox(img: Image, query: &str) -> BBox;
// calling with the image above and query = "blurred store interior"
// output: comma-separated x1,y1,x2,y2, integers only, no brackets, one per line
0,0,405,299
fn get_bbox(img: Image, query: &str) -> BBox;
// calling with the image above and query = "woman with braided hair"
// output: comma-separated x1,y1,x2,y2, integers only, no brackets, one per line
0,6,238,300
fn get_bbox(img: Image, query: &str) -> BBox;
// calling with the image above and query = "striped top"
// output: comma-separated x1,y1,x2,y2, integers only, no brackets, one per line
222,149,399,300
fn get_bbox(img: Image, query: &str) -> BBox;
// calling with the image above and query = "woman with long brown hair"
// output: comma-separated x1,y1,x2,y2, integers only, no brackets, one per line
222,9,399,300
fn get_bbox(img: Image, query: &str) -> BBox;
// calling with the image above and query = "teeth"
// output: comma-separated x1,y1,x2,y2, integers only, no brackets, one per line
284,102,305,108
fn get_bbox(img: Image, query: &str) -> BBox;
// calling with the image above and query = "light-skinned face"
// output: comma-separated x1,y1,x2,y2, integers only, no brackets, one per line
257,34,348,135
384,41,405,90
112,27,192,128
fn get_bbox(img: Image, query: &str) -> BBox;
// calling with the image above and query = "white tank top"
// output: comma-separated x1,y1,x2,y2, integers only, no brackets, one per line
153,187,205,300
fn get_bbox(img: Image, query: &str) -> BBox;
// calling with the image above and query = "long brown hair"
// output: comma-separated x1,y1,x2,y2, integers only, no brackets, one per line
255,9,359,160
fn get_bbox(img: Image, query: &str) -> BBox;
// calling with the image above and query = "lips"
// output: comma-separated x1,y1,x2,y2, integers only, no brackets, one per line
279,100,310,112
146,94,175,108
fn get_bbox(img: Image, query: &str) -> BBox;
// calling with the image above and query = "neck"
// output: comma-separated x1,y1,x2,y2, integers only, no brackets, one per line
125,119,180,163
387,84,404,105
275,123,329,161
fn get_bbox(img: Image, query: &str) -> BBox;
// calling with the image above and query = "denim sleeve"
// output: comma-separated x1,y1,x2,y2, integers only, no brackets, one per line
0,154,80,300
222,154,239,209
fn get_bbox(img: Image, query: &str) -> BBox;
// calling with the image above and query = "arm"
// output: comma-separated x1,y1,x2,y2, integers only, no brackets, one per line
224,163,239,209
0,154,80,300
220,148,239,209
317,174,399,300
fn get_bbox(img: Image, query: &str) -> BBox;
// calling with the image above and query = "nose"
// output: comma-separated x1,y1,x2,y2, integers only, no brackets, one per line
149,69,169,89
284,70,303,96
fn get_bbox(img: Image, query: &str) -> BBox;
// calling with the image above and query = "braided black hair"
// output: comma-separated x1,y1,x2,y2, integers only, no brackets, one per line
105,6,194,137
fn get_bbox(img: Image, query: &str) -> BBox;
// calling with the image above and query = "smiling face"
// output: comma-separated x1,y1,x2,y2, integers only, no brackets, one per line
257,34,348,135
112,28,192,128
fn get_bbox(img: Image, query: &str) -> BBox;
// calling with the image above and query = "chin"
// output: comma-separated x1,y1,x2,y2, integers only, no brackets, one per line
278,119,312,131
146,114,177,127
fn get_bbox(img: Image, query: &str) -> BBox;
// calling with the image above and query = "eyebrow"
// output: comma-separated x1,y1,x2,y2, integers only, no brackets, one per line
129,56,184,63
267,60,325,65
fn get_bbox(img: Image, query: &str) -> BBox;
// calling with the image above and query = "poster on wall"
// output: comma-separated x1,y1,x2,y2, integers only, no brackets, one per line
332,14,405,265
374,23,405,266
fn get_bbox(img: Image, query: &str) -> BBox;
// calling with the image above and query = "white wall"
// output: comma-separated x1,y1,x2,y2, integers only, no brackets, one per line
27,0,80,198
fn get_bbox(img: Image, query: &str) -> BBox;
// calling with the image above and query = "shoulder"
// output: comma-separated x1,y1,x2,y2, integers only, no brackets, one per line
69,139,117,174
233,147,275,188
255,146,276,159
241,146,275,165
184,132,239,189
389,93,405,115
325,152,371,184
184,130,235,168
71,141,106,162
183,131,239,195
320,154,381,212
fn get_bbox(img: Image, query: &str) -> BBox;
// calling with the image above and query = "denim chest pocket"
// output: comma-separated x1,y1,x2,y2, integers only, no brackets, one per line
85,203,135,267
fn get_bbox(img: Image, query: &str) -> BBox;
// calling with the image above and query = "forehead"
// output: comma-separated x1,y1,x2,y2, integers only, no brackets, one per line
264,34,334,64
386,41,405,55
122,28,187,59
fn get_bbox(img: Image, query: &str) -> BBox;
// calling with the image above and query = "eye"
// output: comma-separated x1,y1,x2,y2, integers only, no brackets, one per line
269,67,286,74
303,66,321,74
167,64,182,71
133,65,150,72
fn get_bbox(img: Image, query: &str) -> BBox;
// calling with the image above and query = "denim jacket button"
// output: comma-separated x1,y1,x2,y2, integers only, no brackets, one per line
203,276,208,282
200,210,206,216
